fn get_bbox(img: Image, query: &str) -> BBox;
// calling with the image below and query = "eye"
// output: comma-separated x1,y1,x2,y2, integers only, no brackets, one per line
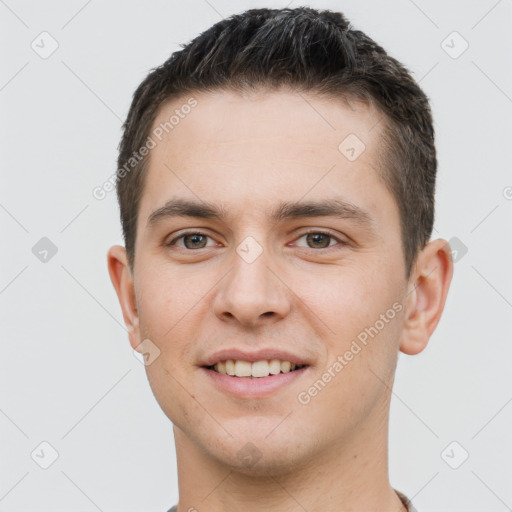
167,231,217,250
294,230,346,250
166,229,346,251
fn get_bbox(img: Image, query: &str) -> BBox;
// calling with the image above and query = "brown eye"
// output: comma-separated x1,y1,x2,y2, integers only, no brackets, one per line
183,234,208,249
167,232,215,250
295,230,344,250
305,232,332,249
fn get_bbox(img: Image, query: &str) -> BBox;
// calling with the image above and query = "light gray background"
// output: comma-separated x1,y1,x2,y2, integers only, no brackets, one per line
1,0,511,510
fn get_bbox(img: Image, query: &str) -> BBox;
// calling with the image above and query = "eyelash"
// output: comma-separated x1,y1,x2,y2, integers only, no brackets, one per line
166,229,347,251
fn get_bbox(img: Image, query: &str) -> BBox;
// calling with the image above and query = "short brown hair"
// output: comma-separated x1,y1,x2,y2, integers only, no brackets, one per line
116,7,436,279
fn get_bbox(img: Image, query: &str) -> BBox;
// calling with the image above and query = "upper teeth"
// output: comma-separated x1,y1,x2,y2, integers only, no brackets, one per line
214,360,301,378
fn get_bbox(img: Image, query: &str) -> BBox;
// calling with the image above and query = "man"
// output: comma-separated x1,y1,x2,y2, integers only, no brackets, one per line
107,7,453,511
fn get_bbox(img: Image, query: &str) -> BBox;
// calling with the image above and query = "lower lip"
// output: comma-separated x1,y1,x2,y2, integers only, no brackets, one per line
201,366,309,398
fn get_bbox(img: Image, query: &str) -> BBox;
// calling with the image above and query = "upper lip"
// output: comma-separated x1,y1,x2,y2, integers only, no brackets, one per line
201,348,311,367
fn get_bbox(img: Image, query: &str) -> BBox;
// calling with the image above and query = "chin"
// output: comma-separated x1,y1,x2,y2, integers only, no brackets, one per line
203,428,311,477
215,446,306,478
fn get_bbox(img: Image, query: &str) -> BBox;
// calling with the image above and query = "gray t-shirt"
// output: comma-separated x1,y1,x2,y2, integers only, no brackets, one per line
167,489,417,511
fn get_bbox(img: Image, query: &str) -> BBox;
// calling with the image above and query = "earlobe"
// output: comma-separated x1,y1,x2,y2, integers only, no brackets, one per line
107,245,141,349
399,238,454,356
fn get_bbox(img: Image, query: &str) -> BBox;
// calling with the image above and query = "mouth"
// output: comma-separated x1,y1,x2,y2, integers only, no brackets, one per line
201,359,310,398
204,359,309,378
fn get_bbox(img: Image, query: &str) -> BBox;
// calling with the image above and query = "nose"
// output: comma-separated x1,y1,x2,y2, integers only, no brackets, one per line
213,243,291,328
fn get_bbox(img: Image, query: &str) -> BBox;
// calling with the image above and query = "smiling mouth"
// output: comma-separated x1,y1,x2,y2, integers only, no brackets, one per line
205,360,308,378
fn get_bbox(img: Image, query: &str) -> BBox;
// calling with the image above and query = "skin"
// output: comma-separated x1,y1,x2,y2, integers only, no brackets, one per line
108,88,453,512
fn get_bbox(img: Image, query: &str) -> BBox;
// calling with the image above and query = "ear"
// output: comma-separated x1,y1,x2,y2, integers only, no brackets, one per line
399,238,454,355
107,245,141,351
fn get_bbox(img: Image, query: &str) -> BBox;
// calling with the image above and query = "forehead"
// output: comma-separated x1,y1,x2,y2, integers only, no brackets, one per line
137,88,394,229
152,88,379,157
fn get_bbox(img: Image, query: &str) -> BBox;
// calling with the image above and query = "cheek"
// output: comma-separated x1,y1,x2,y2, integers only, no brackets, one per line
306,262,403,363
303,266,379,336
136,259,238,371
307,271,403,429
136,263,205,335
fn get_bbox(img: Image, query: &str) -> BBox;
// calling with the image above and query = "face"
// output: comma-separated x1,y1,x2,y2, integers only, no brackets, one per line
125,89,411,474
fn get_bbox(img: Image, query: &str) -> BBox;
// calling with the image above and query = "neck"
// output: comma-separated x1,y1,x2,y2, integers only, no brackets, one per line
172,397,406,512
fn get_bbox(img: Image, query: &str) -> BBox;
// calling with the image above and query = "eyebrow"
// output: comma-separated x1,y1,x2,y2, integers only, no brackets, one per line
146,197,376,231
